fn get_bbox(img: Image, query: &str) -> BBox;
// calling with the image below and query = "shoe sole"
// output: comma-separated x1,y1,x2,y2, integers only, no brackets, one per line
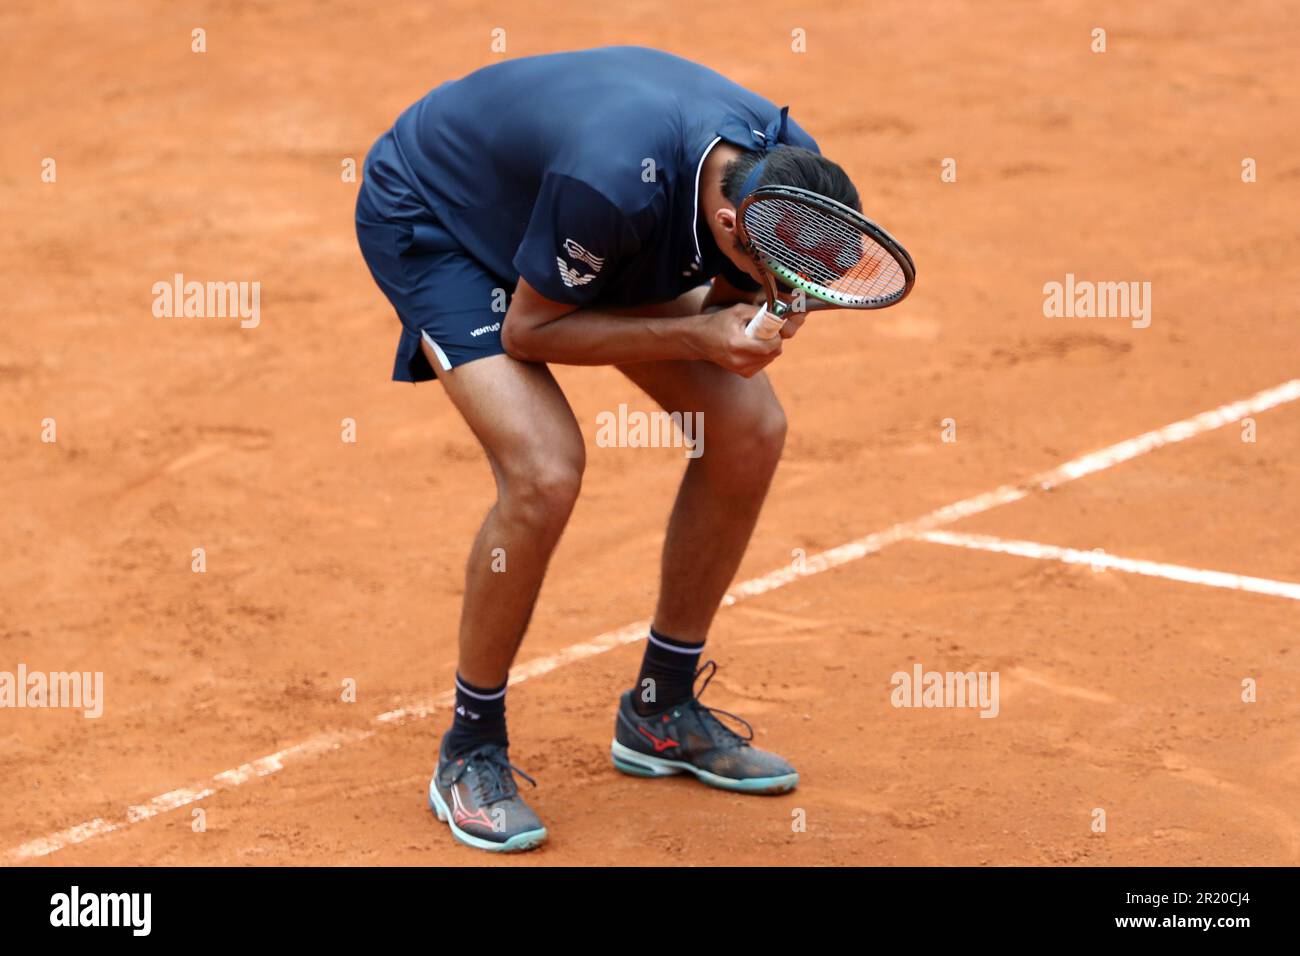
610,740,799,794
427,778,548,853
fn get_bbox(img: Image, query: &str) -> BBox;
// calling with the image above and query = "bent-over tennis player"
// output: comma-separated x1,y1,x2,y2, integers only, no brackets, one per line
356,46,862,853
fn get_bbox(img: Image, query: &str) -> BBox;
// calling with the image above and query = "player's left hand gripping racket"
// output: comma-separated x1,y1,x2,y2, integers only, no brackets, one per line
735,185,916,338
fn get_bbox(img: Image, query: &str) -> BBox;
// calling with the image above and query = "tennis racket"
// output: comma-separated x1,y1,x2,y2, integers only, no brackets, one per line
736,185,916,339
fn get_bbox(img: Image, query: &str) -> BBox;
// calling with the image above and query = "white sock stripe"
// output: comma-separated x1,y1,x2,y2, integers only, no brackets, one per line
454,677,507,701
647,632,705,655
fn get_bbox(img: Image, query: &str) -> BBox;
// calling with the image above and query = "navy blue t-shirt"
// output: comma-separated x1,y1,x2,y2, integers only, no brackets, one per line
362,46,819,308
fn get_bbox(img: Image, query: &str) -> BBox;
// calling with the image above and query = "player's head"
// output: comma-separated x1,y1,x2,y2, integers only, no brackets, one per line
722,146,861,213
708,145,860,284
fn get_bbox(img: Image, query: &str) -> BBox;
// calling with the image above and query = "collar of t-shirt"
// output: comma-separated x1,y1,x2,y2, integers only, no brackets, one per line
688,108,794,286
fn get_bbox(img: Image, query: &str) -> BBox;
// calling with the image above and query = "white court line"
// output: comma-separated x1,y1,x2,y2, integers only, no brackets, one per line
6,376,1299,863
915,531,1300,601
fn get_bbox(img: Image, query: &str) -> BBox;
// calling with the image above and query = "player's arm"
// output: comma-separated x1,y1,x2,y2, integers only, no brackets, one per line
508,173,782,375
502,278,780,378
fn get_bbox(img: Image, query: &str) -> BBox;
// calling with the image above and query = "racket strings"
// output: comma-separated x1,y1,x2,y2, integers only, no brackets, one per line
743,198,906,305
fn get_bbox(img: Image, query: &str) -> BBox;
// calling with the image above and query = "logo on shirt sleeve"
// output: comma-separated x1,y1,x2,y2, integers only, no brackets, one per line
557,238,604,288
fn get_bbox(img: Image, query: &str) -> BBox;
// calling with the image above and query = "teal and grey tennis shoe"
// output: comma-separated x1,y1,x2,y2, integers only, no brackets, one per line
428,737,548,853
611,661,799,794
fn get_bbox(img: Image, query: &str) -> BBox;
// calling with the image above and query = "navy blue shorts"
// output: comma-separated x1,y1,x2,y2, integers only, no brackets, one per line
355,184,509,383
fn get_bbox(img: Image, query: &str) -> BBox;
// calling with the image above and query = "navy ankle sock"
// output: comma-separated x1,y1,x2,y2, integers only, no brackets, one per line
443,673,508,756
633,627,703,716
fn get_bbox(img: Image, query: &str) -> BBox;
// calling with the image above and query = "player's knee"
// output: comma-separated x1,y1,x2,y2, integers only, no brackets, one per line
500,450,585,531
704,396,786,478
757,401,788,456
732,399,787,467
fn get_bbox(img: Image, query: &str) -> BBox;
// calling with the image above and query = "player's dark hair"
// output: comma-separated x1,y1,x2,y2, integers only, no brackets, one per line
721,146,861,212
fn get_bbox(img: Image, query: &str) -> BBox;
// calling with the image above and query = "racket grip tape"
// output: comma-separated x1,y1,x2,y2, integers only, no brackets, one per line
745,304,786,340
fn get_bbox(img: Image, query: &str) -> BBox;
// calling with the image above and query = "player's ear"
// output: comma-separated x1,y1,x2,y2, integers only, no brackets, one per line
714,205,738,234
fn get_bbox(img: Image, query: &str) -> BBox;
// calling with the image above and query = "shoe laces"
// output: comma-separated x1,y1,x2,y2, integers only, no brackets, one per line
691,660,754,746
447,744,537,804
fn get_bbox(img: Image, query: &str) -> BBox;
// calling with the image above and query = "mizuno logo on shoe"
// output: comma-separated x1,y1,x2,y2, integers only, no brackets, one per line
636,725,679,752
450,783,497,830
454,806,495,830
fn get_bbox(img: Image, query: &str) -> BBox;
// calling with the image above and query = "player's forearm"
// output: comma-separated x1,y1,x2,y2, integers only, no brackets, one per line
502,309,709,365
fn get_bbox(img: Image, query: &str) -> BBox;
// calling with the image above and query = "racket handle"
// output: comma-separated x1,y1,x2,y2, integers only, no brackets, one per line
745,304,786,340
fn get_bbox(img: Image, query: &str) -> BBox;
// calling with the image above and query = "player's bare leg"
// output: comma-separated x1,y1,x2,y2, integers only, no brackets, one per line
617,358,786,642
426,344,585,687
607,285,785,642
610,354,797,793
423,345,583,851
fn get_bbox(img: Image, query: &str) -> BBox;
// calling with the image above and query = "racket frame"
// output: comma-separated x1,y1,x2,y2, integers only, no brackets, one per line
736,184,916,314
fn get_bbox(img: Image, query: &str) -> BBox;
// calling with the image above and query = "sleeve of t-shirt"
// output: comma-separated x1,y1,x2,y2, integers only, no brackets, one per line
513,174,639,306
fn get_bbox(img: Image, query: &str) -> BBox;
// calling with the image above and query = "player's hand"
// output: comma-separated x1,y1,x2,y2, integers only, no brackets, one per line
695,304,783,377
778,310,806,338
770,292,808,339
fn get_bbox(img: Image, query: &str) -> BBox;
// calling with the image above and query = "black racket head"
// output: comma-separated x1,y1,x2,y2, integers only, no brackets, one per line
737,185,915,309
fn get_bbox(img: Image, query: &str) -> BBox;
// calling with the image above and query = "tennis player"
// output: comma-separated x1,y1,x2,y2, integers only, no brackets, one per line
356,46,861,853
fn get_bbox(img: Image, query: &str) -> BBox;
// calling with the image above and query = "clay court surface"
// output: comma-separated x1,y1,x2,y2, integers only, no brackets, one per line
3,1,1298,866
